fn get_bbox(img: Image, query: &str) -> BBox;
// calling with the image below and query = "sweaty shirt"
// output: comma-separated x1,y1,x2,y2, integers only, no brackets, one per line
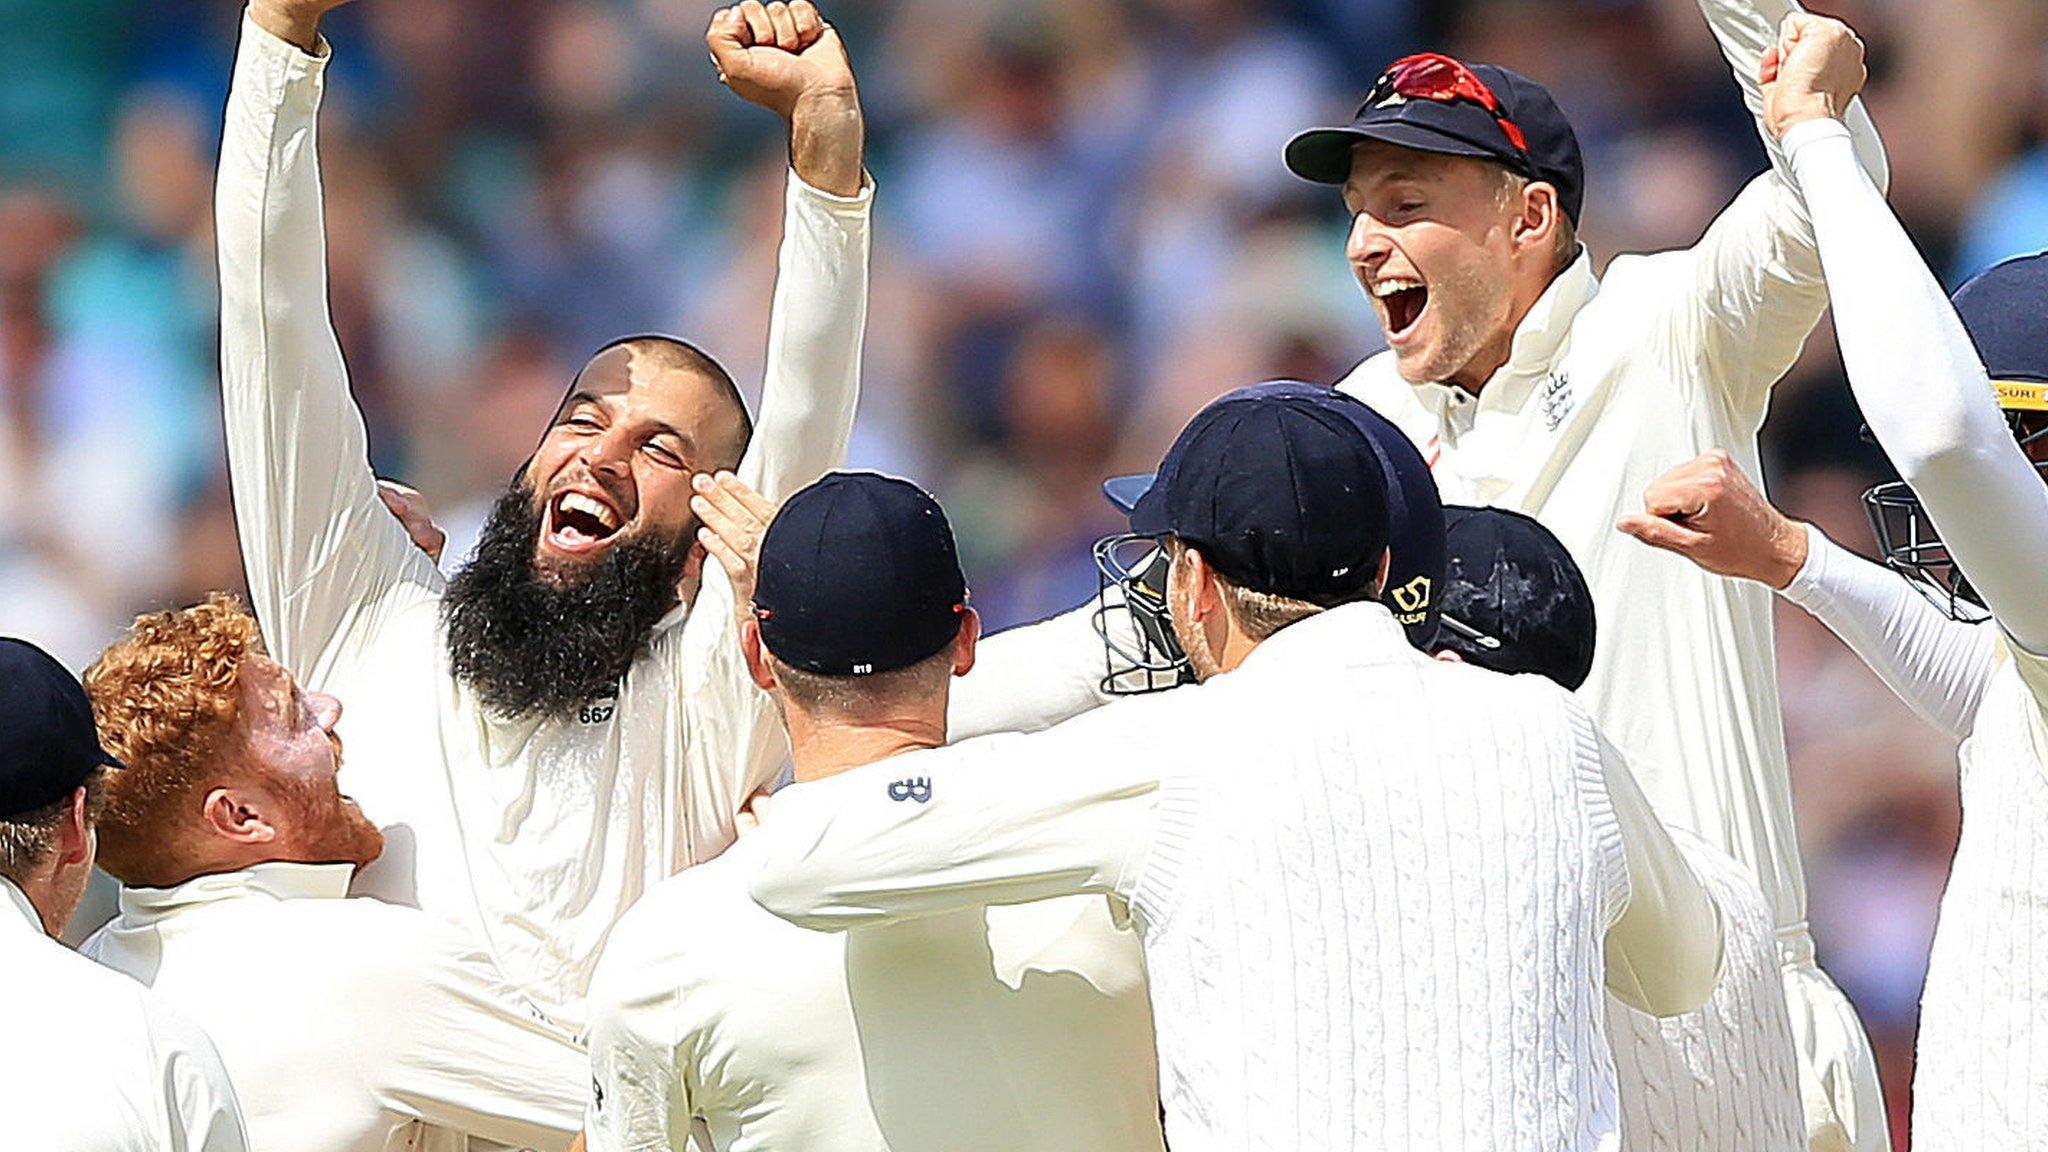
215,16,869,1031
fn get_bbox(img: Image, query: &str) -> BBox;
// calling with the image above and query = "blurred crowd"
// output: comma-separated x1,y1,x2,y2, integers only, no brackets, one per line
2,0,2045,1142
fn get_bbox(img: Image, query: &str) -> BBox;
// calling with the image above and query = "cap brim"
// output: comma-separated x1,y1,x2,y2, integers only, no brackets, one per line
1102,473,1175,535
1285,121,1512,185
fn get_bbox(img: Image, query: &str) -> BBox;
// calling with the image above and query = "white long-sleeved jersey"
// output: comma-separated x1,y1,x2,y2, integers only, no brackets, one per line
747,604,1725,1152
1781,119,2048,1152
215,15,869,1032
1336,4,1891,1146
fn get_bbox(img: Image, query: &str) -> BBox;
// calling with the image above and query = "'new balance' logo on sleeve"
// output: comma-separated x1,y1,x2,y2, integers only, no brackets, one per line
887,777,932,803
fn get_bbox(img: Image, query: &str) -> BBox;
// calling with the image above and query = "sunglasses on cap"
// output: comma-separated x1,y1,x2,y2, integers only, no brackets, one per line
1368,53,1531,159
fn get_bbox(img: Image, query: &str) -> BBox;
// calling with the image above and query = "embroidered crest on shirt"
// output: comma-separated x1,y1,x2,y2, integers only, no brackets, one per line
1539,371,1575,432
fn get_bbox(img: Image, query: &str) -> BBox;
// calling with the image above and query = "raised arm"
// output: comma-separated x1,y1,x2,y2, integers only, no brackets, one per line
1669,13,1879,421
709,1,870,503
1697,0,1886,189
1786,113,2048,656
221,1,440,676
747,696,1186,931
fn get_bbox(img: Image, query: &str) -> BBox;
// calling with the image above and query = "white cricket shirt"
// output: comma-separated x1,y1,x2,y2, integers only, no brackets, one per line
81,862,586,1152
1337,0,1886,937
216,16,869,1031
0,878,248,1151
1778,115,2048,1151
748,603,1725,1152
584,834,1165,1152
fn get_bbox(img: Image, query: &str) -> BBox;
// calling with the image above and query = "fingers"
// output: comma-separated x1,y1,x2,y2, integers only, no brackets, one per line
764,1,801,50
691,471,775,536
705,6,746,75
1617,512,1710,556
1759,44,1781,85
376,479,447,564
696,521,750,585
738,0,775,47
789,0,823,46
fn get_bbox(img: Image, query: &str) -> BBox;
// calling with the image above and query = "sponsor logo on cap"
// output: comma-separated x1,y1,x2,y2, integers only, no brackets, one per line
1996,379,2048,413
1391,574,1433,621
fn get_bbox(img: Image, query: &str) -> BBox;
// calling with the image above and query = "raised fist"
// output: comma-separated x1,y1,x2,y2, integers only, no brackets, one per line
1759,12,1869,141
706,1,857,122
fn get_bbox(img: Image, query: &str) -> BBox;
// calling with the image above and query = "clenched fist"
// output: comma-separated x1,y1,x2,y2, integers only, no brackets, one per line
1759,12,1869,141
707,2,855,121
1616,450,1810,589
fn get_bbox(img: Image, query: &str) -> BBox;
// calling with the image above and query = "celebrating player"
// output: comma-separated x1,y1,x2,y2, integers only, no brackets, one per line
79,596,588,1152
1435,507,1806,1151
1284,4,1889,1144
583,473,1164,1152
731,385,1725,1151
0,640,248,1151
1618,78,2048,1147
217,0,870,1029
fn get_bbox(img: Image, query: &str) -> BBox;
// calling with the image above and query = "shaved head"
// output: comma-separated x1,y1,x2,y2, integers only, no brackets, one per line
558,335,753,472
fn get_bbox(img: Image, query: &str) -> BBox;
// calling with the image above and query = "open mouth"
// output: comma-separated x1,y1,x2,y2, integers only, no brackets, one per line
545,490,625,554
1372,277,1429,343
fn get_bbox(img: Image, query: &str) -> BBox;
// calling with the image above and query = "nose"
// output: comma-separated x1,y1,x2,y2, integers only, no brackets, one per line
1346,211,1394,271
310,691,343,733
578,426,633,478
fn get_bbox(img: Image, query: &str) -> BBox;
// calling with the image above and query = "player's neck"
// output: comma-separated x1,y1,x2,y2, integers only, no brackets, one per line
786,712,946,784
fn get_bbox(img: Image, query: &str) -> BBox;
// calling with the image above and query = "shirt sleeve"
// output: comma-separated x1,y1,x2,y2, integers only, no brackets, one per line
1781,524,1999,742
216,15,441,678
947,598,1120,743
664,169,874,838
371,915,588,1151
154,1008,253,1152
1788,120,2048,656
1663,0,1888,422
584,934,691,1152
747,697,1190,932
1595,722,1727,1018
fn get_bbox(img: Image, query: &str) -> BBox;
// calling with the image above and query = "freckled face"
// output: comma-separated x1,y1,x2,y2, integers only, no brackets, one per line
234,655,382,869
523,346,749,585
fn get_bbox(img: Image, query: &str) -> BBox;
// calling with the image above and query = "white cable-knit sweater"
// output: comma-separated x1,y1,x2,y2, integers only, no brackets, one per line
747,604,1725,1151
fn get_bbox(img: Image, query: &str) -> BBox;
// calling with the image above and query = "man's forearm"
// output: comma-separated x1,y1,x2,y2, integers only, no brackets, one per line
787,88,863,198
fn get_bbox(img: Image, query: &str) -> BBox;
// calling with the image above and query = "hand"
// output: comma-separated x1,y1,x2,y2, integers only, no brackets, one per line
691,471,781,610
733,787,775,836
1760,12,1868,141
707,2,852,120
1615,450,1810,589
706,1,864,196
247,0,357,53
376,479,447,566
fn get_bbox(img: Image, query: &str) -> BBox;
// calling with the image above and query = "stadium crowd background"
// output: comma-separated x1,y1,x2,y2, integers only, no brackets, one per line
1,0,2044,1142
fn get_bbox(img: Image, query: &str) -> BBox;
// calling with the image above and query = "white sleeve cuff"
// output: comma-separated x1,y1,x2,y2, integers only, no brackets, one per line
1780,523,1837,609
1782,117,1853,164
788,168,874,210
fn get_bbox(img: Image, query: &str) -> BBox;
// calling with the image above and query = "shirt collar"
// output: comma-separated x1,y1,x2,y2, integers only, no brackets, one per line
117,860,355,924
1236,600,1420,675
0,877,44,938
1418,246,1598,406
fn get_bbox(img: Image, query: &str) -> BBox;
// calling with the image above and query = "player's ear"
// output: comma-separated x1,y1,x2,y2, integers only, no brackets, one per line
1513,180,1560,257
1181,547,1225,622
740,618,776,691
54,787,92,869
1369,547,1392,598
950,607,981,678
202,786,278,846
1433,649,1465,664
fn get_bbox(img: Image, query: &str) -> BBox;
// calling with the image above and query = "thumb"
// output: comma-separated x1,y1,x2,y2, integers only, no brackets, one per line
1759,44,1782,85
1617,513,1709,557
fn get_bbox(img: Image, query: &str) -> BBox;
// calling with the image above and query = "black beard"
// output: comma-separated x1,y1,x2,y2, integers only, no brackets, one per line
442,482,693,719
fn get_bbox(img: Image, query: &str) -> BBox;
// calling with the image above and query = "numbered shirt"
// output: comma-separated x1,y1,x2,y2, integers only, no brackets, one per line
215,16,870,1032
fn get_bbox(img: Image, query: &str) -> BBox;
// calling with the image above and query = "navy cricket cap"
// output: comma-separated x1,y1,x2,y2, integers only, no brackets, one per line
1103,383,1392,605
1285,57,1586,225
752,472,969,677
1436,505,1596,690
1953,252,2048,406
0,638,123,819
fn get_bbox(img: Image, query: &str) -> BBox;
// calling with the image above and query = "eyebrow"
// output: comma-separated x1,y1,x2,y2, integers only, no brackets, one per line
559,391,699,457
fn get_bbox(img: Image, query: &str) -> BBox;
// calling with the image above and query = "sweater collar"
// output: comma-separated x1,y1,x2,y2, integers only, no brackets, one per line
117,860,354,924
1237,600,1419,676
